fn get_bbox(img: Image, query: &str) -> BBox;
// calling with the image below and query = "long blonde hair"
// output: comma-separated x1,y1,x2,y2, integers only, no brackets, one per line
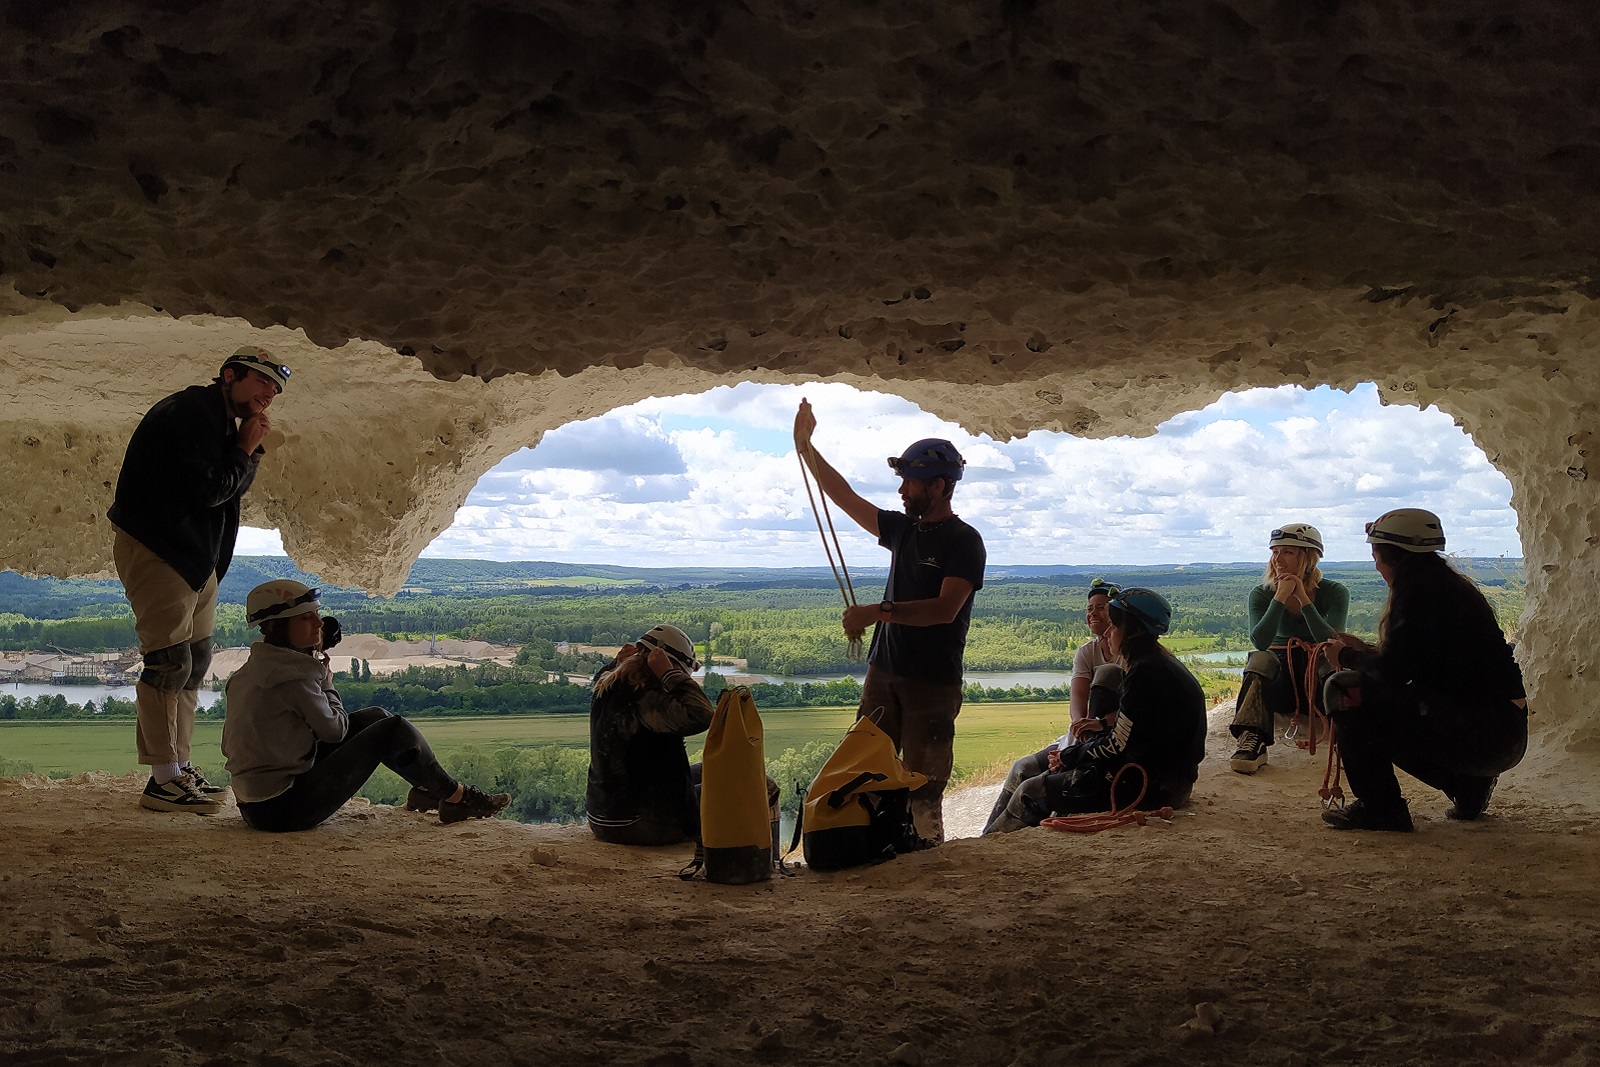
591,651,653,699
1260,550,1323,599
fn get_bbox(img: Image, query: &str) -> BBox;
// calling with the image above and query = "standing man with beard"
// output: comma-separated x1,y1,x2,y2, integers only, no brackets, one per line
108,346,289,814
794,399,987,844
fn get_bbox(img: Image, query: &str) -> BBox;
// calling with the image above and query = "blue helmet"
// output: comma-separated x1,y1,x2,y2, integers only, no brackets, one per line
1109,587,1172,636
888,438,965,482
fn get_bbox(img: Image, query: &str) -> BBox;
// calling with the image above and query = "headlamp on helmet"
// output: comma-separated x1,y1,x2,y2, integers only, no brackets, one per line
1087,577,1120,601
221,346,292,393
1268,523,1324,554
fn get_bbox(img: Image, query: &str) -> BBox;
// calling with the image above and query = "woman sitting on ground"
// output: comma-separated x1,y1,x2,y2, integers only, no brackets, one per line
222,581,510,832
983,588,1207,832
1319,509,1528,832
981,578,1118,834
1228,523,1349,774
585,624,715,846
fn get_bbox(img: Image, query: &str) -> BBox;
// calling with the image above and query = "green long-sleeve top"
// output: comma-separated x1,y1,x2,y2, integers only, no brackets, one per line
1248,579,1348,650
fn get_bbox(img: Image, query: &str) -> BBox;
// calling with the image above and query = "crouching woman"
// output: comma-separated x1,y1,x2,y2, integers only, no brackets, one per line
222,581,510,831
984,588,1207,832
1319,509,1528,831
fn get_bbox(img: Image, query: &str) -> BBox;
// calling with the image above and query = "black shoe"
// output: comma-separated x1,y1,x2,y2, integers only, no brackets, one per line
439,786,511,825
140,774,223,815
404,786,439,813
1446,777,1498,821
182,764,227,794
1229,730,1268,774
1322,799,1413,832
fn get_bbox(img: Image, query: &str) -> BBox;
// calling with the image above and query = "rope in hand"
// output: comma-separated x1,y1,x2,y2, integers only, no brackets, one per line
796,440,864,660
1282,637,1345,810
1039,763,1172,834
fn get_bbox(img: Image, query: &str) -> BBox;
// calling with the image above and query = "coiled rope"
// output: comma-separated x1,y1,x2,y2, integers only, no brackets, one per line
1280,637,1345,809
796,442,864,660
1039,763,1173,834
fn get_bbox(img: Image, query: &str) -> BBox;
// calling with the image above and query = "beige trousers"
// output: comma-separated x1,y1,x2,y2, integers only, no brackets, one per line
112,528,218,766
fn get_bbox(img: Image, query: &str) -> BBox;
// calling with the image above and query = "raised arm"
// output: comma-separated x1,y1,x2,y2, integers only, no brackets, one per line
795,398,880,537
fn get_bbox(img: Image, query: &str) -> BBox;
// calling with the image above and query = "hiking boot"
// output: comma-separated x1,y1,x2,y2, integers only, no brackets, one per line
1446,777,1498,821
1229,730,1269,774
1321,799,1413,832
405,786,440,813
438,786,511,825
140,773,224,815
182,764,227,794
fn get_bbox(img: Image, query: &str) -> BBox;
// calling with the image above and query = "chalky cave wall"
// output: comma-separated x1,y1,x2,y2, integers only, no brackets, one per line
1,2,1598,758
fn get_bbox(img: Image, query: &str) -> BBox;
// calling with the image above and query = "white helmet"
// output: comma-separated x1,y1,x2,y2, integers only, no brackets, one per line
1269,523,1323,554
246,580,321,626
1365,508,1446,553
221,346,292,392
636,624,700,671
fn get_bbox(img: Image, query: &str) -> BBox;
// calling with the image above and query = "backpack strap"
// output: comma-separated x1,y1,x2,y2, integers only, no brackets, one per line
826,770,888,808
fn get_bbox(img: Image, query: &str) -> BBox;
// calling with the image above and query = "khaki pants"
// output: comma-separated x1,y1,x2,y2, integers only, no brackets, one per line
113,528,218,766
858,666,963,844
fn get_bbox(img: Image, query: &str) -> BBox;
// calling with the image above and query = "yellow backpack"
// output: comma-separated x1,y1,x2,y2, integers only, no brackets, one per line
801,716,931,871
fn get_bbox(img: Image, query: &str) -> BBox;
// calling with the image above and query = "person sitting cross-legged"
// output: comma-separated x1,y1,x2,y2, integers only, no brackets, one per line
222,581,510,832
1227,523,1349,774
983,588,1206,832
981,578,1119,834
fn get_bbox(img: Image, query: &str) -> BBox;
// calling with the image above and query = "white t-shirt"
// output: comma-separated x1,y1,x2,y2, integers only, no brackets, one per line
1053,636,1113,748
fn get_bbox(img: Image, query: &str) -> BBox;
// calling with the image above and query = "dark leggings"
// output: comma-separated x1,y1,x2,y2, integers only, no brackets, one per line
237,707,459,833
1325,673,1528,810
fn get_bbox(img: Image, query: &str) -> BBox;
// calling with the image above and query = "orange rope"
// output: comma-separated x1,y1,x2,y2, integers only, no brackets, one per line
1039,763,1173,834
1280,637,1345,809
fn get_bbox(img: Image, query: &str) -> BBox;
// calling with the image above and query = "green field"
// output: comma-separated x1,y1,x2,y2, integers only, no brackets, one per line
0,701,1074,782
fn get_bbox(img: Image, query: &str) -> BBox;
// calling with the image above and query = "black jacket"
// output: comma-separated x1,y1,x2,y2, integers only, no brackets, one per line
1059,652,1208,802
108,383,261,591
1346,563,1525,711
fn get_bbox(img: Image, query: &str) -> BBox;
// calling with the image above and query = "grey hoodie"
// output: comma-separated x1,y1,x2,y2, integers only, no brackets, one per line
222,641,349,803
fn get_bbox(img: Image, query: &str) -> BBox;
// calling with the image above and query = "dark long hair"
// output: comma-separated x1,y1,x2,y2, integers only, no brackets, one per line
1374,544,1484,644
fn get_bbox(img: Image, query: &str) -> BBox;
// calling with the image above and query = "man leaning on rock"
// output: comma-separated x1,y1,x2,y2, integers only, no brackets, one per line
107,346,289,814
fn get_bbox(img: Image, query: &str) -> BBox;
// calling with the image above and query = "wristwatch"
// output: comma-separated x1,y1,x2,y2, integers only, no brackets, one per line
879,600,895,622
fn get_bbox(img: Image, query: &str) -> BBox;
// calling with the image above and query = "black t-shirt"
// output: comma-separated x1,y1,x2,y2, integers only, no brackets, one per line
867,509,987,684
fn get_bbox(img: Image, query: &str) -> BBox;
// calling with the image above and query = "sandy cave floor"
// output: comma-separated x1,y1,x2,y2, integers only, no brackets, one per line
4,706,1600,1067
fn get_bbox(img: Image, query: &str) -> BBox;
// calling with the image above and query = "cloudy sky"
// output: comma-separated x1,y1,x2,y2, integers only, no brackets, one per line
240,382,1522,567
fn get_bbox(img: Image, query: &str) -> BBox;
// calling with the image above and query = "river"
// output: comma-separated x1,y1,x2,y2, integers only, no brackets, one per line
1,681,223,708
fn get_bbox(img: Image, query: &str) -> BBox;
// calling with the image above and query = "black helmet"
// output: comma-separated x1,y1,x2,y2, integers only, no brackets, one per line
1087,577,1120,602
1109,587,1172,636
888,438,965,482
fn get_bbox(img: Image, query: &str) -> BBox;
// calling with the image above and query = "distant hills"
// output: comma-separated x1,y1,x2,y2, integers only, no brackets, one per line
0,555,1525,620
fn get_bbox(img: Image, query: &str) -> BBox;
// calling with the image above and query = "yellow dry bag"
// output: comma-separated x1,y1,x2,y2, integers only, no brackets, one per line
700,686,773,884
801,716,930,871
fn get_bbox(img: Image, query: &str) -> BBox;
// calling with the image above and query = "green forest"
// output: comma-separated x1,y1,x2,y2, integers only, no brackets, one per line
0,558,1527,822
0,557,1528,672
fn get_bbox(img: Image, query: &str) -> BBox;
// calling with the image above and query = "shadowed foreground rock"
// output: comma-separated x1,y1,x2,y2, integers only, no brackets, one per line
3,741,1598,1066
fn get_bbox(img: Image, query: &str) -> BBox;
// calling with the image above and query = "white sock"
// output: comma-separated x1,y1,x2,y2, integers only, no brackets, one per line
152,762,183,785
